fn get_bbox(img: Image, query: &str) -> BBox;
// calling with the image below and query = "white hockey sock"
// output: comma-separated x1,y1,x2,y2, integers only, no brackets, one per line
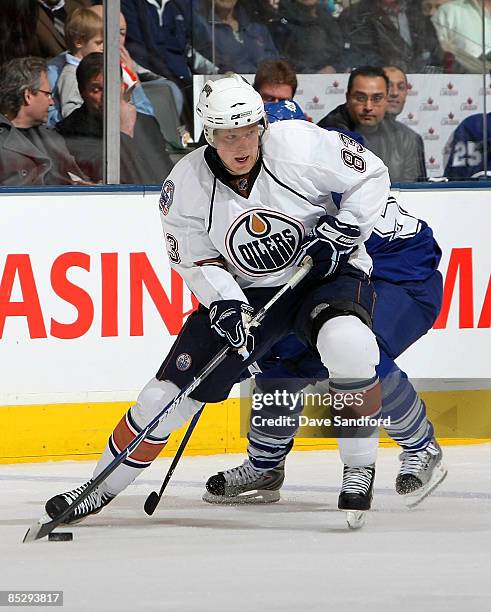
337,431,379,467
94,377,203,496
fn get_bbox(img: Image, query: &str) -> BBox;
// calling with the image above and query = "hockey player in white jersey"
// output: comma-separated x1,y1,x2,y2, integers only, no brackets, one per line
45,74,390,525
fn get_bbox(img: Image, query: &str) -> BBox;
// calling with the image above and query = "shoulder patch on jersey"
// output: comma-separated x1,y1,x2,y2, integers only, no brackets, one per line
159,180,175,216
225,209,304,277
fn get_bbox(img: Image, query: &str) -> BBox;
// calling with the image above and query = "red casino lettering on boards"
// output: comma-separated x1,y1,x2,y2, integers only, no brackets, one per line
0,248,488,339
433,248,490,330
0,252,199,340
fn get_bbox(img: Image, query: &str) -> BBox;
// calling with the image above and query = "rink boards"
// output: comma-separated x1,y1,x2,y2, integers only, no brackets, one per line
0,185,490,462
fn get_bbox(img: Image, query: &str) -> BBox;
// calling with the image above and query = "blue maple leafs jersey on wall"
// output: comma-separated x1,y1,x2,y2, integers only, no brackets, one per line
444,112,491,179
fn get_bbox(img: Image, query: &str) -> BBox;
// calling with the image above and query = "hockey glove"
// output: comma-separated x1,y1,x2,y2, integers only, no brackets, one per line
295,215,360,278
209,300,254,353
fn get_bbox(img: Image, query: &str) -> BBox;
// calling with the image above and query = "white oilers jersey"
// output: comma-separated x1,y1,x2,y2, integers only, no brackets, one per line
160,120,390,308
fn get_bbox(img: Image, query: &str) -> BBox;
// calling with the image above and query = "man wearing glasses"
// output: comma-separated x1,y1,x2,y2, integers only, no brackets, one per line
0,56,88,185
318,65,427,183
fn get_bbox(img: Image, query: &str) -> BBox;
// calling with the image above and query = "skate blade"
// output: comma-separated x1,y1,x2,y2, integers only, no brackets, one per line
202,489,280,505
405,463,448,508
345,510,366,530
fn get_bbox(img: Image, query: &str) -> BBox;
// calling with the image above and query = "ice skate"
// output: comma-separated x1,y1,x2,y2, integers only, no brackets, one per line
203,460,284,504
396,438,448,507
45,480,114,524
338,464,375,529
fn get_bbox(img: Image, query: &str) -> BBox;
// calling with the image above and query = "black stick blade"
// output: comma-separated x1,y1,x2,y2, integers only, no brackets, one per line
144,491,160,516
23,514,57,543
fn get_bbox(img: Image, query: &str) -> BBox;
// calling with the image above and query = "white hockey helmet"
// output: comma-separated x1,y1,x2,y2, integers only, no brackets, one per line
196,74,267,146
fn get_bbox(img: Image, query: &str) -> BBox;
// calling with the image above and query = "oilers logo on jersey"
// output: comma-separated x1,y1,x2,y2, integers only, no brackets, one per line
225,209,304,276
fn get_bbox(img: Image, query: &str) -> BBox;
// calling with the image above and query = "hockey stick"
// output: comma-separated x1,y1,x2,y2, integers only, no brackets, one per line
143,408,204,515
23,256,312,542
144,255,313,515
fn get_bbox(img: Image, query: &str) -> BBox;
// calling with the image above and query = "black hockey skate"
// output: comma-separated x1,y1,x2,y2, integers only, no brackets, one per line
396,438,447,507
203,460,284,504
45,480,114,524
338,464,375,529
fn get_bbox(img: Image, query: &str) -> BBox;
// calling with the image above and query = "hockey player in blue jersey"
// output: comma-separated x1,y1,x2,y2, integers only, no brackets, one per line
203,101,447,508
444,111,491,179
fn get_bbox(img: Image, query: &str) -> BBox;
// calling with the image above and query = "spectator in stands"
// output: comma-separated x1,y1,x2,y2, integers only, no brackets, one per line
338,0,443,73
0,57,88,185
33,0,92,59
383,65,426,176
318,65,427,183
253,60,297,102
89,4,155,116
245,0,281,24
384,65,409,117
0,0,39,66
444,112,491,178
158,0,217,106
121,0,192,85
56,52,173,184
432,0,491,73
421,0,450,17
55,8,104,119
271,0,348,73
121,0,198,130
47,5,155,126
192,0,279,74
90,3,181,110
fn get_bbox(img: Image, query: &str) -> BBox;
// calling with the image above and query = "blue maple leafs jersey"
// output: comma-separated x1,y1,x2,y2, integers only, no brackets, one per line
366,195,441,282
323,127,441,282
328,191,441,282
444,112,491,179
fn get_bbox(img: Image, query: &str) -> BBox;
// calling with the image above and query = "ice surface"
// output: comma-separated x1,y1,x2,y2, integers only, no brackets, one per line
1,445,490,612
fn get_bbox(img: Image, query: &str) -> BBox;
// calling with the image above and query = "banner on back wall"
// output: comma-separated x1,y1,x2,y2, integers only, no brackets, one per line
0,188,490,408
194,74,491,179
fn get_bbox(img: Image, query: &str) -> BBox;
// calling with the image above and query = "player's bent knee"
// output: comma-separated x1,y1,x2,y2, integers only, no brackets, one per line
132,377,202,438
316,315,379,380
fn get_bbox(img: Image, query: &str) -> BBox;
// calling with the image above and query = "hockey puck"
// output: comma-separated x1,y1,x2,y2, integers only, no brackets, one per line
48,532,73,542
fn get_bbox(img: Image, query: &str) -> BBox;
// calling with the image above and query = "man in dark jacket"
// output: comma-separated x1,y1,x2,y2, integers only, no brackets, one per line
338,0,443,73
56,52,173,184
318,66,427,183
192,0,279,74
33,0,92,59
272,0,348,73
121,0,192,84
0,56,87,186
